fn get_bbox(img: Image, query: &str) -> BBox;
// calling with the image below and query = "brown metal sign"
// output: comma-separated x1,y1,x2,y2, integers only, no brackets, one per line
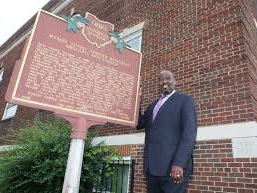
6,10,141,127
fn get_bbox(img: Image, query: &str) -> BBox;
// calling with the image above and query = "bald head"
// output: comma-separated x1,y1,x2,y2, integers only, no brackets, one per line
159,70,175,95
160,70,174,79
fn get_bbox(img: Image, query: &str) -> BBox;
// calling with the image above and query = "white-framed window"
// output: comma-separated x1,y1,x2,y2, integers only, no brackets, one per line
120,22,144,52
0,67,4,83
1,103,18,121
93,157,133,193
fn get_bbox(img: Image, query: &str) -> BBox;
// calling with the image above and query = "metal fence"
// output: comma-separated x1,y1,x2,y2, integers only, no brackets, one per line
94,159,135,193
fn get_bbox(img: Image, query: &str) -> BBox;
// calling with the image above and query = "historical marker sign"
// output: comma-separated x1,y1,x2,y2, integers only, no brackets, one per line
5,10,141,127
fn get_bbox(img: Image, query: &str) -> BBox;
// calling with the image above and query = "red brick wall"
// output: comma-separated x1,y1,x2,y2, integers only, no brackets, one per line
89,0,255,136
114,140,257,193
1,0,257,192
189,139,257,193
130,145,146,193
0,40,40,144
1,0,255,136
240,0,257,121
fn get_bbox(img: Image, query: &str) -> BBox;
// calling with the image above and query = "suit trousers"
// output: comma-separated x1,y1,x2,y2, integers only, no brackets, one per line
146,171,190,193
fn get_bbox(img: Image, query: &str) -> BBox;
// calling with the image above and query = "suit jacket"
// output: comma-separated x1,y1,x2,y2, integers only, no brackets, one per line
137,92,197,176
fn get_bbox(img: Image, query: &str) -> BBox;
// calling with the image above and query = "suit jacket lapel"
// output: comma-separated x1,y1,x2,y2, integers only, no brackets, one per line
152,92,178,124
149,99,158,124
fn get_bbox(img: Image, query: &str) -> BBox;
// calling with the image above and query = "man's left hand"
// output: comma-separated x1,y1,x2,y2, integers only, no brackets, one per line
170,165,183,183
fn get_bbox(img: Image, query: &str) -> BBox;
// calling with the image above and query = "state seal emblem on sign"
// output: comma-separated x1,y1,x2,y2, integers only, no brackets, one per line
81,13,114,48
61,12,130,53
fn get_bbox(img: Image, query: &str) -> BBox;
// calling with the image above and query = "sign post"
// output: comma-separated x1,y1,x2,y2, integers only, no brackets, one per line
5,10,141,193
59,117,104,193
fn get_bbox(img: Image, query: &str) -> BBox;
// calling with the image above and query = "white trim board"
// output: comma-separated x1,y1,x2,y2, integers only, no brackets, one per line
1,122,257,148
197,121,257,141
92,121,257,146
92,132,145,146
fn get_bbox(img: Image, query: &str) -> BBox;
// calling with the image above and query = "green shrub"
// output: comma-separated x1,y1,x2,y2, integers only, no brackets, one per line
0,118,117,193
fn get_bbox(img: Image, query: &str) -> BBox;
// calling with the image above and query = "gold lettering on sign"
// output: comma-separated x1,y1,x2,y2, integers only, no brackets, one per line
86,28,109,43
23,37,135,121
91,20,108,31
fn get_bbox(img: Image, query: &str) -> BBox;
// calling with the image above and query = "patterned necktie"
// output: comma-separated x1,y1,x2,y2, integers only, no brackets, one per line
153,95,166,120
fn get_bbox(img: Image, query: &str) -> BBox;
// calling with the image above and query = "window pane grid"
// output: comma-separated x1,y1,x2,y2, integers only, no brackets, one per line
122,30,142,52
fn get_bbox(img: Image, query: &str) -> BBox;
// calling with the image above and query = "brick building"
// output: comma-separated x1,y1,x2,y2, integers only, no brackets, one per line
1,0,257,192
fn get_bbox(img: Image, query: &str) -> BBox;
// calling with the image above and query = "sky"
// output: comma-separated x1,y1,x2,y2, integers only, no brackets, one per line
0,0,50,46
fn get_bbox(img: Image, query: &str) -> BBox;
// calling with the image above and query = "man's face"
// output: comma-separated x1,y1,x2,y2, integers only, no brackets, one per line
159,71,175,95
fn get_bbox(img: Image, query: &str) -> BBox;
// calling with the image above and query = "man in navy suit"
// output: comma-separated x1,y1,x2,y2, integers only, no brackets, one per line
137,70,197,193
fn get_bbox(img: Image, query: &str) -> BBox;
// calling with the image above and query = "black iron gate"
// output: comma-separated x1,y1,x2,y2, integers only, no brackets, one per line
94,159,135,193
